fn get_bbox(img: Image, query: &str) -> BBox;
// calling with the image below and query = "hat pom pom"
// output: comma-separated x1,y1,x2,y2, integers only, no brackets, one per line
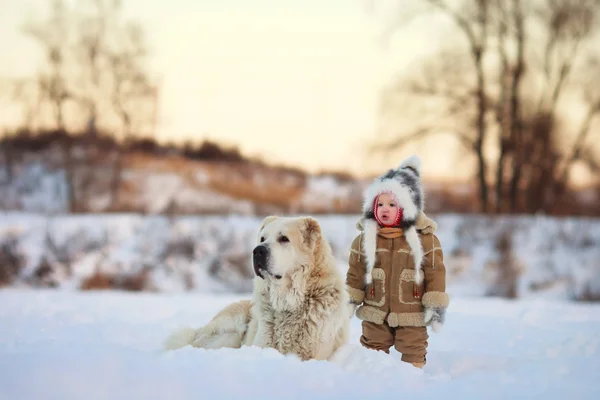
399,155,421,175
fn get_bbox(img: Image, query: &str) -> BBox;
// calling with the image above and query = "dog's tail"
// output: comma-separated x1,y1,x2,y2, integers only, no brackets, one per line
163,300,253,351
163,327,197,351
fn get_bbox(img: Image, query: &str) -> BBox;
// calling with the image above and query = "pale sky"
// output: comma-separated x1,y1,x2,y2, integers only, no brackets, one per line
0,0,595,183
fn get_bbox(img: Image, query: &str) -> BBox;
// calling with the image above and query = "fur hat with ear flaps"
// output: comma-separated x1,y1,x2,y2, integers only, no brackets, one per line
361,155,425,286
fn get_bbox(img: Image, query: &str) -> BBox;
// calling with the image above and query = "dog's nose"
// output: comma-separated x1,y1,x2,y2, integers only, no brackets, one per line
253,245,267,261
253,244,268,266
253,245,269,278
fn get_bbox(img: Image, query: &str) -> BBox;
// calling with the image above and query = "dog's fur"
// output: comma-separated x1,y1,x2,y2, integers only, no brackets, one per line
163,216,350,361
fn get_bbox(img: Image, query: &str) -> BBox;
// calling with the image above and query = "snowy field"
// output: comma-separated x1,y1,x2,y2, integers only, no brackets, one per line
1,212,599,300
1,289,599,400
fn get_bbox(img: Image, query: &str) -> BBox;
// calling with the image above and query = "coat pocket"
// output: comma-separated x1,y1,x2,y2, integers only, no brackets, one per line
364,268,385,307
399,269,422,305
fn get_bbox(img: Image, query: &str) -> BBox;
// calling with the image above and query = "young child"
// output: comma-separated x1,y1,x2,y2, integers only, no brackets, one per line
346,155,449,368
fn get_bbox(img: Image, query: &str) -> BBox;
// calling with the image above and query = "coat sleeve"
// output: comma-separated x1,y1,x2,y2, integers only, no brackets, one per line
421,234,450,310
346,234,366,305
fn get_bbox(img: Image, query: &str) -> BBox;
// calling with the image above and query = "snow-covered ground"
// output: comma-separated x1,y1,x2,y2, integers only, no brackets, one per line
0,289,599,399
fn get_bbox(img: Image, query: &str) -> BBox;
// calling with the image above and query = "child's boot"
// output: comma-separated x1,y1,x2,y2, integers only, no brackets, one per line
411,361,426,369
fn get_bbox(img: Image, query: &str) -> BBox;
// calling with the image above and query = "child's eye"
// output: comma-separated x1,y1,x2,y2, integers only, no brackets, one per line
390,203,396,207
378,203,383,207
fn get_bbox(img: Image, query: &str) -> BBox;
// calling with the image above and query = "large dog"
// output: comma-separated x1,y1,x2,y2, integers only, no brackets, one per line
163,216,350,361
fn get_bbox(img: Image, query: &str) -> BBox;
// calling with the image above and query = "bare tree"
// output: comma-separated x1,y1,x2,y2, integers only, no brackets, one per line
504,0,526,212
447,0,491,213
493,0,511,212
72,0,119,208
553,55,600,209
10,79,42,132
74,0,110,134
507,0,600,213
19,0,156,212
22,0,77,212
375,0,600,215
373,0,492,212
3,80,42,183
1,128,13,184
107,21,154,209
69,0,155,210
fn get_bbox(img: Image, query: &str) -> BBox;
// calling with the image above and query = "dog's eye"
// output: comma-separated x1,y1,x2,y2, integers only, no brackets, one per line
260,236,265,242
278,236,289,243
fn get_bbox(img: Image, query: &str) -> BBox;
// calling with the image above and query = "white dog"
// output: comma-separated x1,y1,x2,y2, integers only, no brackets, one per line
163,216,350,361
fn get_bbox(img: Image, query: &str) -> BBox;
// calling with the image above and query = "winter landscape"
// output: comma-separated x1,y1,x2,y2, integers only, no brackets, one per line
2,0,600,399
1,288,599,400
1,212,599,399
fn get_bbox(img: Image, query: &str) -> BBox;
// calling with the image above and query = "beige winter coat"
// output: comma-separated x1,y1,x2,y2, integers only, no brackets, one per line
346,213,449,327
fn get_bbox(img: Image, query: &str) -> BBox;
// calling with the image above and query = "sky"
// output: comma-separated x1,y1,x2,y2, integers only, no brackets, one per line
0,0,596,183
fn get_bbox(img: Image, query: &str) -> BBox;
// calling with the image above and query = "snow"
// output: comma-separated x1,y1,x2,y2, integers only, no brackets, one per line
293,176,360,212
129,172,256,214
0,289,599,399
1,212,599,300
0,162,68,212
0,212,598,398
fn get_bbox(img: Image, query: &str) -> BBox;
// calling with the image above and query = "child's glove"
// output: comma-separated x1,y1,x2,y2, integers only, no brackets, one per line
424,307,445,332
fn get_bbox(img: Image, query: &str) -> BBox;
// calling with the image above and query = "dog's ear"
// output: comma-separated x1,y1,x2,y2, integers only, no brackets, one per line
300,217,322,250
258,216,278,236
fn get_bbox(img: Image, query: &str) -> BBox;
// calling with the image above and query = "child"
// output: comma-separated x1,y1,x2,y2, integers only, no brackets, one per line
346,155,449,368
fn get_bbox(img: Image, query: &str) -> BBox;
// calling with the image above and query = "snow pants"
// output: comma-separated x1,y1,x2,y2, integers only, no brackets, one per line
360,320,428,364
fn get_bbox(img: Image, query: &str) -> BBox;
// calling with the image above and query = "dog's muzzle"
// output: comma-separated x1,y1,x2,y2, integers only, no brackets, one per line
253,245,269,278
252,245,281,279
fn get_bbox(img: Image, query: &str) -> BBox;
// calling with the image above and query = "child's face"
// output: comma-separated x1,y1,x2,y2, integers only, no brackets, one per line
376,193,399,225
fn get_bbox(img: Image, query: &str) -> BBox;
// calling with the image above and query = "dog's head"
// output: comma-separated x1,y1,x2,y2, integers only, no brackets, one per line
252,216,322,281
